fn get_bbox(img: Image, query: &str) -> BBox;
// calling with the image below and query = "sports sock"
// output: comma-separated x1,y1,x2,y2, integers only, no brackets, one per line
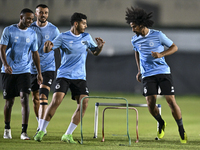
21,124,28,133
176,118,185,139
5,122,10,129
40,119,49,132
65,122,77,135
154,114,165,133
154,114,164,125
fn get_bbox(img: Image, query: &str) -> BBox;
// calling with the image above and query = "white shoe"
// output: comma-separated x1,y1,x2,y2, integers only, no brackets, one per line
3,129,12,139
20,132,30,140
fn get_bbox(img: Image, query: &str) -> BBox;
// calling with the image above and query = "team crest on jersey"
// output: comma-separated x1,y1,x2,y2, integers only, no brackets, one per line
149,41,154,47
26,37,30,43
45,35,49,39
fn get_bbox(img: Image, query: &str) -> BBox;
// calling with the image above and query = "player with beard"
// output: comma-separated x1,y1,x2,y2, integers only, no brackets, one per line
29,4,60,137
34,12,105,143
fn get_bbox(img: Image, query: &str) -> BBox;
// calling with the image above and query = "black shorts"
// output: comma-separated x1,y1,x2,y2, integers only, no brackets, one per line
31,71,55,91
1,73,31,99
142,74,175,96
54,78,89,100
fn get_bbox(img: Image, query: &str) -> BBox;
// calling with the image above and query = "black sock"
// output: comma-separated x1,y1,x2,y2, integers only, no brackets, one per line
154,114,164,125
176,118,185,139
5,122,10,129
22,124,28,134
154,114,165,133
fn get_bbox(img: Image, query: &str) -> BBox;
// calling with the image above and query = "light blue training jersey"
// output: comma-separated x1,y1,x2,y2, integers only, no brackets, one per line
29,21,60,74
131,29,173,78
0,24,38,74
52,30,97,80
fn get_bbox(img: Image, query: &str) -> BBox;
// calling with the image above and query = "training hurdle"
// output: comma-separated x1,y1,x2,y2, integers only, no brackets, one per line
94,103,161,139
80,96,131,145
101,107,139,143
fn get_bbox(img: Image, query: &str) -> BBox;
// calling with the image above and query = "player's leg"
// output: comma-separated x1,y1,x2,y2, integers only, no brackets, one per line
34,78,67,142
61,94,88,144
31,90,39,119
62,79,89,144
37,71,54,135
165,95,187,143
18,73,31,140
20,92,30,140
4,98,15,139
34,92,65,142
2,73,15,139
30,74,40,129
146,95,166,139
143,75,166,139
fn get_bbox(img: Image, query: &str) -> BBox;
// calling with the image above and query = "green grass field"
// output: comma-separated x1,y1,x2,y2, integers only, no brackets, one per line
0,92,200,150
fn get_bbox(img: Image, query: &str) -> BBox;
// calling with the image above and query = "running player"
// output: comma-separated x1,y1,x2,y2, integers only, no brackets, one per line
34,12,105,143
125,7,187,143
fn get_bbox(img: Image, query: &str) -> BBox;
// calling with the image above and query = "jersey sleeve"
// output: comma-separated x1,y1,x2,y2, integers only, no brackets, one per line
131,37,138,51
0,27,10,45
87,34,97,52
159,31,173,47
52,33,62,50
30,33,38,52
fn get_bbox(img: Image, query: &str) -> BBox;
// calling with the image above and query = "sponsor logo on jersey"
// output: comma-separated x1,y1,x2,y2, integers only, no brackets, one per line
14,36,19,42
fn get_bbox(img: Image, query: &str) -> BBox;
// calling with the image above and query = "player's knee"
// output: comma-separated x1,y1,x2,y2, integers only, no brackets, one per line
39,98,48,105
39,88,49,99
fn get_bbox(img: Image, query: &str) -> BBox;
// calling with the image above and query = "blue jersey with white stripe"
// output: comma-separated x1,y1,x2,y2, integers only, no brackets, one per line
29,21,60,74
131,29,173,78
52,30,97,80
0,24,38,74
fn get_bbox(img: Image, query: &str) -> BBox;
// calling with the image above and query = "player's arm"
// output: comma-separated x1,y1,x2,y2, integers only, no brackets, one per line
0,44,12,74
91,37,105,56
135,51,141,82
32,51,43,85
43,40,54,53
151,43,178,58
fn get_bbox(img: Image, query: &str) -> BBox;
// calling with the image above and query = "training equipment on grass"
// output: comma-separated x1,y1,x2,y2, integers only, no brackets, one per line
80,96,131,145
101,106,139,143
94,102,161,140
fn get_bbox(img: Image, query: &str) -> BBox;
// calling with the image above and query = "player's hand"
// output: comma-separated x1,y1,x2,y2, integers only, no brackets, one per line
136,72,142,83
95,37,105,49
151,51,163,58
43,41,54,53
37,73,43,85
4,65,12,74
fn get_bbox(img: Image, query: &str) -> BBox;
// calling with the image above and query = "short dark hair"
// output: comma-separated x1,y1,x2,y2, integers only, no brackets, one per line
20,8,34,15
125,7,154,27
36,4,48,9
70,12,87,26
